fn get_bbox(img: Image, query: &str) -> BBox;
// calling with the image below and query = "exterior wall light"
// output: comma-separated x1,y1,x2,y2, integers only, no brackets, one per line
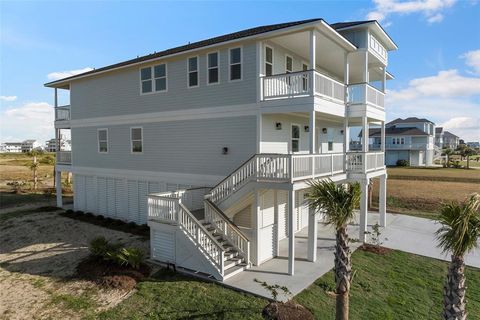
304,126,309,132
322,128,327,134
222,147,229,155
275,122,282,130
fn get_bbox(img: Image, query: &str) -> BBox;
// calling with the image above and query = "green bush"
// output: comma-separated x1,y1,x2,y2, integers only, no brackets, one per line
396,159,409,167
89,236,121,259
89,237,144,270
39,155,55,165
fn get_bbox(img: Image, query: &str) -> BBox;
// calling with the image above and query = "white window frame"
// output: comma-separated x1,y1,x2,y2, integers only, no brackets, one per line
264,45,274,77
291,123,301,153
97,128,108,154
285,54,293,73
229,46,242,82
302,62,309,91
130,127,143,154
139,63,168,95
187,56,199,88
207,51,220,85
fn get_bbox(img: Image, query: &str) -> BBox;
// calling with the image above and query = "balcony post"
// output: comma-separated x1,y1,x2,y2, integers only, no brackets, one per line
359,179,369,243
381,121,385,152
257,41,264,102
309,29,316,95
309,110,316,154
381,66,386,93
56,169,63,208
379,174,387,227
288,189,295,275
252,188,261,266
362,116,369,172
307,206,317,262
344,52,349,104
362,50,369,104
54,88,58,108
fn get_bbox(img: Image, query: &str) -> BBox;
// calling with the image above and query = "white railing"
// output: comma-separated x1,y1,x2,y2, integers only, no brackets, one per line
56,151,71,164
262,70,345,104
292,153,345,180
55,105,70,121
148,192,225,274
369,35,387,62
370,143,428,150
204,199,250,263
346,152,385,173
348,83,385,109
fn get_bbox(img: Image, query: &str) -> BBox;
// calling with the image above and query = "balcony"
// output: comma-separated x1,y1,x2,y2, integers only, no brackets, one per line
56,151,71,165
346,152,385,173
370,143,429,150
369,34,388,64
348,83,385,109
261,70,344,105
55,105,70,121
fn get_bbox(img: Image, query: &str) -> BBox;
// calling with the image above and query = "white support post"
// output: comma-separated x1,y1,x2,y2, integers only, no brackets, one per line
288,189,295,275
307,206,317,262
344,117,349,171
382,66,386,93
257,41,264,102
381,121,386,152
359,180,369,243
256,111,262,154
56,170,63,208
379,174,387,227
362,117,369,172
253,189,262,266
309,110,316,154
344,52,350,104
310,29,316,95
274,190,280,256
54,88,58,108
362,50,369,83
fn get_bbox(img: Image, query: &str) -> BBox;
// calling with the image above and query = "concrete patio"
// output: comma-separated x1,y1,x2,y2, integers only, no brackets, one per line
224,212,480,300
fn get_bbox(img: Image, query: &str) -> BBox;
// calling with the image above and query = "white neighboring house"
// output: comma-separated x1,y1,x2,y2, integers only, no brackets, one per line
45,19,397,281
368,117,435,166
443,130,460,150
21,140,42,153
46,136,72,152
4,142,23,153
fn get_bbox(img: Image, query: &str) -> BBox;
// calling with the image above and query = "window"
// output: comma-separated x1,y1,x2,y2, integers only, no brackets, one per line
154,64,167,91
285,55,293,73
188,57,199,87
265,46,273,76
229,47,242,81
131,127,143,153
140,64,167,93
327,128,334,151
291,124,300,153
140,67,152,93
207,52,219,84
98,129,108,153
302,63,309,91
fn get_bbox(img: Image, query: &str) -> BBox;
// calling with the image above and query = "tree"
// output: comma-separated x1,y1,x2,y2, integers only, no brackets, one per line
443,148,453,167
305,180,361,320
27,150,40,190
461,147,476,169
436,193,480,320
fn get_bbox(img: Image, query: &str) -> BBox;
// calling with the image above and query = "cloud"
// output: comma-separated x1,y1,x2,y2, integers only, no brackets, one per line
461,49,480,75
47,67,93,81
0,102,54,143
367,0,457,24
0,96,17,102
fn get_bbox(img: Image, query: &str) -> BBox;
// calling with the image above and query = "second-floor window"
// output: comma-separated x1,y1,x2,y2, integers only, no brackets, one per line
140,63,167,94
188,57,199,87
265,46,273,76
229,47,242,81
131,127,143,153
291,124,300,153
285,55,293,73
207,52,219,84
98,129,108,153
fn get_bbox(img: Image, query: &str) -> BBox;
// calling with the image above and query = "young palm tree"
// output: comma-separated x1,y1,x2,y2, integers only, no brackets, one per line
436,193,480,320
306,180,361,320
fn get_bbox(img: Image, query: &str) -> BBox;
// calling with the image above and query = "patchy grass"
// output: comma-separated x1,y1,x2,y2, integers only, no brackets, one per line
0,192,59,209
97,269,267,320
295,249,480,320
50,291,97,312
387,167,480,182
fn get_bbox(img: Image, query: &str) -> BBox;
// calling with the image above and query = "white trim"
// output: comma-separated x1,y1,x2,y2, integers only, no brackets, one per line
187,56,199,88
97,128,109,154
139,63,168,95
130,126,144,154
228,46,243,82
264,45,274,77
67,103,259,128
206,51,220,85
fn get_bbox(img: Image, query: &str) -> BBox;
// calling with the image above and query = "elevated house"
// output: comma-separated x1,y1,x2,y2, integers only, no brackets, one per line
3,142,22,153
21,139,42,153
443,130,460,149
45,19,397,281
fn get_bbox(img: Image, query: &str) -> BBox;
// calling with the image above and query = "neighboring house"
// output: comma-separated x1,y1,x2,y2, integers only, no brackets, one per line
21,140,42,153
443,131,460,149
46,19,397,281
46,136,72,152
367,117,435,166
4,142,22,153
467,142,480,148
0,144,6,152
435,127,444,148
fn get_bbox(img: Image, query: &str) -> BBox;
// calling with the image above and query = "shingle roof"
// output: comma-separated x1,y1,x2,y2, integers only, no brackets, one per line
364,127,429,137
45,18,323,86
387,117,433,125
443,131,459,138
330,20,376,30
435,127,443,133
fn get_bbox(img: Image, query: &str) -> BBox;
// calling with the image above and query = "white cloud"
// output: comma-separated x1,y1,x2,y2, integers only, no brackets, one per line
47,67,93,81
0,102,54,143
367,0,457,24
440,117,479,130
0,95,17,102
461,49,480,75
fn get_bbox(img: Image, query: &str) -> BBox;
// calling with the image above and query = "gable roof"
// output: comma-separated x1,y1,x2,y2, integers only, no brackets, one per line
45,18,325,87
387,117,433,126
330,20,377,30
365,127,429,137
443,131,459,138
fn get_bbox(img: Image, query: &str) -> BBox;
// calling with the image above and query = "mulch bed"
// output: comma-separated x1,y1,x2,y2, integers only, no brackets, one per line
360,244,392,255
262,301,314,320
76,256,151,291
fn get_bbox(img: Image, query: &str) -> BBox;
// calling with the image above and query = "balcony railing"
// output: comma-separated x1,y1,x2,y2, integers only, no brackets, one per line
262,70,344,104
55,105,70,121
370,143,429,150
348,83,384,109
346,152,385,173
56,151,71,165
369,34,387,63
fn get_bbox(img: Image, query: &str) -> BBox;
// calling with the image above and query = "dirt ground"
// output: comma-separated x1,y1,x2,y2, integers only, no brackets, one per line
0,208,149,320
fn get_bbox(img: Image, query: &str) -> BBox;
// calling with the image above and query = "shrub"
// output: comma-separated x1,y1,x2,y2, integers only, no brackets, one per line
96,215,105,220
396,159,409,167
110,247,145,270
89,236,121,259
39,155,55,165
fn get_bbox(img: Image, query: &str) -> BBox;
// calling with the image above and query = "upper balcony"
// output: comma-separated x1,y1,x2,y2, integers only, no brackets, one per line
348,83,385,110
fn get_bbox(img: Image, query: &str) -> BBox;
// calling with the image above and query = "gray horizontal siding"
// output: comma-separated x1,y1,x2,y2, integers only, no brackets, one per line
71,116,257,176
70,42,258,119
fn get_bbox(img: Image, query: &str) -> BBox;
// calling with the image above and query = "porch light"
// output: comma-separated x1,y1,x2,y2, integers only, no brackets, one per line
322,128,327,134
222,147,229,155
340,130,344,135
304,125,309,132
275,122,282,130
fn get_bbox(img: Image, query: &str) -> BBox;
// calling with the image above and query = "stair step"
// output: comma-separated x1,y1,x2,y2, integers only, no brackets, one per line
223,263,248,280
224,257,244,270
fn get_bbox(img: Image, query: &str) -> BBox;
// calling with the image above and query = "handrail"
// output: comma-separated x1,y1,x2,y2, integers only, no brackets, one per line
204,198,249,242
210,154,257,191
179,203,225,249
348,82,385,94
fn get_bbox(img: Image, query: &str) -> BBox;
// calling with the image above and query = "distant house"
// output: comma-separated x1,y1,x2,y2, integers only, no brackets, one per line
467,142,480,148
366,117,435,166
435,127,444,148
443,131,460,149
21,140,42,153
4,142,22,153
45,137,71,152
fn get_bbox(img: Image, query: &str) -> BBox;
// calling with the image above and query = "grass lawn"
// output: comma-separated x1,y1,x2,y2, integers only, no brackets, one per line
96,269,267,320
387,167,480,182
295,249,480,320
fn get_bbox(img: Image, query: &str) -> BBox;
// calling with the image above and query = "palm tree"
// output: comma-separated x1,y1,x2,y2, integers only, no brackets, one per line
436,193,480,320
443,148,453,167
305,180,361,320
27,150,40,190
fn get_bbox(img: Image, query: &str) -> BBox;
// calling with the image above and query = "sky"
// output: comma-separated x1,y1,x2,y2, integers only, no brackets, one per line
0,0,479,143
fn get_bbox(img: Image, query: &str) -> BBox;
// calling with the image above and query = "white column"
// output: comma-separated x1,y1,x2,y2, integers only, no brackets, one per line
56,170,63,208
274,190,280,256
252,189,262,266
309,110,316,154
362,50,369,83
359,180,369,243
288,189,295,275
54,88,58,107
257,41,264,102
379,174,387,227
310,29,316,94
344,52,350,104
381,66,386,92
256,112,262,154
344,117,349,171
380,121,386,152
362,117,368,152
307,206,317,262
